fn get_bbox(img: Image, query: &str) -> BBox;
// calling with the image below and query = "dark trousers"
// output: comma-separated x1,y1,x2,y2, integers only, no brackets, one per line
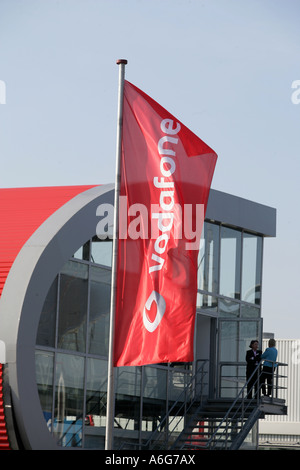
246,370,259,399
260,366,274,396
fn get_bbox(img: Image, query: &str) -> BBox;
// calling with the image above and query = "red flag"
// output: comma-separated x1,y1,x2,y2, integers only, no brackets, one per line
114,81,217,367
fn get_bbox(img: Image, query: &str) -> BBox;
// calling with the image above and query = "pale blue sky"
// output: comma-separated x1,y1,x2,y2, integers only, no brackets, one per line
0,0,299,338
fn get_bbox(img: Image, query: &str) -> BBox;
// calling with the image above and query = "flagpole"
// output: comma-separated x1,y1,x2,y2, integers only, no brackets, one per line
105,59,127,451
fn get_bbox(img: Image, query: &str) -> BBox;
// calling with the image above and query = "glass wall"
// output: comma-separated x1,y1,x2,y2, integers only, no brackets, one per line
220,226,242,299
198,222,219,295
35,221,264,447
36,239,113,448
198,222,263,307
242,233,262,305
197,221,263,397
35,238,196,449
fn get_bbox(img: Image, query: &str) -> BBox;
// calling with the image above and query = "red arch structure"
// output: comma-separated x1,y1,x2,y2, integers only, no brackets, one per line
0,185,98,450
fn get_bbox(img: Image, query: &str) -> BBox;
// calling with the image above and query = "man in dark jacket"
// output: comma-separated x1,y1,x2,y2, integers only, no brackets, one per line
246,340,262,399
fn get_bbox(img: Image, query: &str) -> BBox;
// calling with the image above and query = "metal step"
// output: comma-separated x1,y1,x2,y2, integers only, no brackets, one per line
172,398,267,450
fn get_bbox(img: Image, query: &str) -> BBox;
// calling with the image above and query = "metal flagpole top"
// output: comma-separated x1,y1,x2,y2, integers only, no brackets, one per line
116,59,128,65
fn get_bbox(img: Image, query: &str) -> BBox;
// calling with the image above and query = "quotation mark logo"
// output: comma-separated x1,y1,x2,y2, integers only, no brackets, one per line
291,80,300,105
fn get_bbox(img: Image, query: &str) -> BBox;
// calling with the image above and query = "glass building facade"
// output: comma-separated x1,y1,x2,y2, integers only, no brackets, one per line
197,222,263,400
0,185,277,450
35,219,264,449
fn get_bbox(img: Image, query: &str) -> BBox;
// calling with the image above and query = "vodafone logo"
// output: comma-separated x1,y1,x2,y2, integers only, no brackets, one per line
143,290,166,333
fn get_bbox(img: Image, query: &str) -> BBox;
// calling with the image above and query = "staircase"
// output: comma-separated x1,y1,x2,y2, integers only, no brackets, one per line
142,361,287,451
173,398,264,450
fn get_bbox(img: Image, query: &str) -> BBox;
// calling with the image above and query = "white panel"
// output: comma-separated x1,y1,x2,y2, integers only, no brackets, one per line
260,339,300,441
0,340,5,363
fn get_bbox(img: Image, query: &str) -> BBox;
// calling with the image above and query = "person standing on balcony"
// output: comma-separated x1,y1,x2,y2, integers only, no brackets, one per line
246,340,262,399
260,338,278,397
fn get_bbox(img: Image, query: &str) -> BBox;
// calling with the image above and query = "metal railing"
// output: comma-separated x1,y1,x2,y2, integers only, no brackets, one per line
218,360,288,400
203,360,288,450
119,359,209,450
55,359,287,450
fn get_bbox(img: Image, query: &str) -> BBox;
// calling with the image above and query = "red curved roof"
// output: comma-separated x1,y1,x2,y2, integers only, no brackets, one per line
0,185,98,298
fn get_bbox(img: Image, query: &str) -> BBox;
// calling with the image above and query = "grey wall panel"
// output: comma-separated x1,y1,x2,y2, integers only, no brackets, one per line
207,189,276,237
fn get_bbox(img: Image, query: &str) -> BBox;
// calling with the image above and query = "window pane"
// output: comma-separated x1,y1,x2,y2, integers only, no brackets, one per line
143,367,167,427
219,298,240,317
73,241,90,261
220,227,241,299
242,233,262,304
197,293,218,312
35,351,54,427
54,353,85,447
219,321,238,362
88,266,111,356
57,261,88,352
239,321,260,362
240,304,260,318
85,358,108,449
36,277,57,347
143,366,167,400
198,222,219,294
219,321,238,397
114,367,141,447
168,368,192,403
91,238,112,267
